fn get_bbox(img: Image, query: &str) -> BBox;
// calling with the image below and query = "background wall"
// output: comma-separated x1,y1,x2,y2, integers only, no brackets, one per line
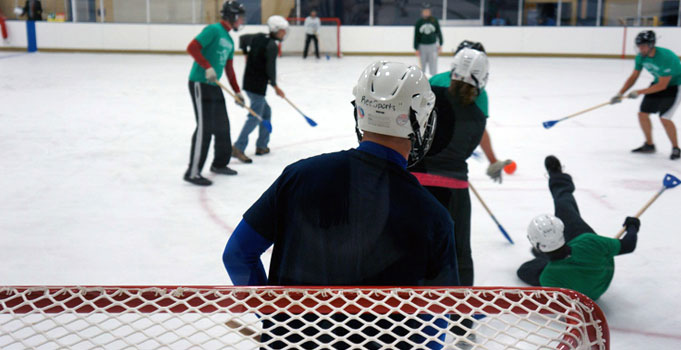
2,20,681,57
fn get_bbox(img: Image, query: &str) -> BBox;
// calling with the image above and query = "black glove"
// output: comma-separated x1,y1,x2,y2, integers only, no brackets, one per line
623,216,640,232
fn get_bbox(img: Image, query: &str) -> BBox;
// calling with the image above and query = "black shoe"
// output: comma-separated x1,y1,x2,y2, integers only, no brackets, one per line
184,173,212,186
631,142,655,153
210,166,237,175
672,147,681,160
544,155,562,174
255,147,270,155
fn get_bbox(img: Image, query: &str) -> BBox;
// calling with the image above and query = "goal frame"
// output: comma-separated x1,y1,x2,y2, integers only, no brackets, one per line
0,285,609,349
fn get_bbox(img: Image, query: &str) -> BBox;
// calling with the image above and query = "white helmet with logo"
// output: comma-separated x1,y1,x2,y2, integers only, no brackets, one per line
527,214,565,253
267,15,289,33
352,61,436,166
451,48,489,90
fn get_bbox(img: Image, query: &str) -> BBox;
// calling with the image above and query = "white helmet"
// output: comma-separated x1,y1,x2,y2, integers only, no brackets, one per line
451,48,489,90
352,61,436,166
267,15,289,33
527,214,565,253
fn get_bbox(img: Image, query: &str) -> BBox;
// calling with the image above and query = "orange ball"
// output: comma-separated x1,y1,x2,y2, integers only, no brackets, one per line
504,161,517,174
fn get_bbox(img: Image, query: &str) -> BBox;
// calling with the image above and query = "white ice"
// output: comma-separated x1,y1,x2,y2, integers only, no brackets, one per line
1,52,680,349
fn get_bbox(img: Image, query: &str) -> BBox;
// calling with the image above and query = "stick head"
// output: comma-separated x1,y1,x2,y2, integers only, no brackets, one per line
498,224,514,245
663,173,680,189
542,120,558,129
304,115,317,127
261,120,273,133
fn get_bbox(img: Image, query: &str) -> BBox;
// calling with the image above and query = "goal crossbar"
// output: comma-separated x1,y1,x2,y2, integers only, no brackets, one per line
0,286,609,350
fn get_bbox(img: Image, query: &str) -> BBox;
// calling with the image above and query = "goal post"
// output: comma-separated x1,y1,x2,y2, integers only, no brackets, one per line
278,17,341,58
0,286,609,349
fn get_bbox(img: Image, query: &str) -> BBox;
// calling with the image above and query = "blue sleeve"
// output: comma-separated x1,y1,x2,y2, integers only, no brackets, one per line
223,220,273,286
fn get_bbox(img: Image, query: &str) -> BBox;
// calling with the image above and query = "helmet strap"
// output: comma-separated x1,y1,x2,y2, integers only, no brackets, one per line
351,100,364,143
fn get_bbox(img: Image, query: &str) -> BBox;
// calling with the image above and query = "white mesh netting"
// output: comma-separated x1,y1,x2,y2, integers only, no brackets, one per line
0,286,608,350
279,17,341,58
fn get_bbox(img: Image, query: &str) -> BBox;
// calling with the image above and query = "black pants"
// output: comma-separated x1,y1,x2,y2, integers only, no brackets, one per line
186,81,232,178
517,173,594,285
303,34,320,58
425,186,473,286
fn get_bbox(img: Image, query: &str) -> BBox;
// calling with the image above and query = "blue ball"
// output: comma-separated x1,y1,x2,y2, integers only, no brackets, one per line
326,55,330,60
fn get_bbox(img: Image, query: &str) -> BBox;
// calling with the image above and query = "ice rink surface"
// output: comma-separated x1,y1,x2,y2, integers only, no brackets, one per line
1,52,680,348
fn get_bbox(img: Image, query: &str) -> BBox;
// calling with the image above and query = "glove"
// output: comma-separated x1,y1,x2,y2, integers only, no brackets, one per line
627,91,639,99
205,67,217,83
486,159,513,184
610,93,623,104
623,216,640,231
235,92,246,107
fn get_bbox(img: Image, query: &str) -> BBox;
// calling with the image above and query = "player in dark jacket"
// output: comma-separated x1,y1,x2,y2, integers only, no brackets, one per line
232,15,288,163
411,48,490,287
223,61,457,349
517,155,641,301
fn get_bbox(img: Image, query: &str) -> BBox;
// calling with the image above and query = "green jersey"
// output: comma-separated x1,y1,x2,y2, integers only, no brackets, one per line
540,233,621,301
634,46,681,86
189,22,235,85
414,17,442,50
429,72,489,117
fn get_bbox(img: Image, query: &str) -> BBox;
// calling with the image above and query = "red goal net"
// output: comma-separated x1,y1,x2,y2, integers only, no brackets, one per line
0,286,608,349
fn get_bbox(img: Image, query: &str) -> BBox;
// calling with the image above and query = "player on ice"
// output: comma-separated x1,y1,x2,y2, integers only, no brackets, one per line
183,0,245,186
517,155,641,300
611,30,681,160
429,40,514,183
232,15,288,163
411,48,489,287
223,61,458,349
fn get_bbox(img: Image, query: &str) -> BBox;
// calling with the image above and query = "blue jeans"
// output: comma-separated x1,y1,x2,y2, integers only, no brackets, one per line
234,91,271,151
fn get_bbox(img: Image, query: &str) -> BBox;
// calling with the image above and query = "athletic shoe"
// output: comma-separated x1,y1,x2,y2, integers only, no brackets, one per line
184,173,212,186
255,147,270,155
210,166,237,175
232,148,253,163
672,147,681,160
631,142,655,153
544,155,562,175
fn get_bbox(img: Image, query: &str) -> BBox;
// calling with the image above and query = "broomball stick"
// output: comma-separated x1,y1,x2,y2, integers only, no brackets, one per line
615,173,680,239
542,101,611,129
216,81,273,133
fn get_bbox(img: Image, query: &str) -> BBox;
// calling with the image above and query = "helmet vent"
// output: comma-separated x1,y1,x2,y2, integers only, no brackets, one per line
400,71,408,80
391,85,399,96
370,81,375,92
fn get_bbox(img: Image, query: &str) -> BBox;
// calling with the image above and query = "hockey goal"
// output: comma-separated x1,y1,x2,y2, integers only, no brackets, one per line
278,17,341,58
0,286,608,349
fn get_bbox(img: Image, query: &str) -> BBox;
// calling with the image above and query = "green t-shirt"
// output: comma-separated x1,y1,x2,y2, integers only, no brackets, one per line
189,23,235,85
539,233,621,301
429,72,489,117
634,46,681,86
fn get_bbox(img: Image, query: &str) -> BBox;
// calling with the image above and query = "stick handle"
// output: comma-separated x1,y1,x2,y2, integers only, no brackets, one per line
468,182,495,220
225,320,261,342
560,101,611,122
614,187,665,239
283,96,304,114
216,81,262,120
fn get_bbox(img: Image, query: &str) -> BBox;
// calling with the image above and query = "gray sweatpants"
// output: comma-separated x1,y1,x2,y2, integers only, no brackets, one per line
418,43,438,76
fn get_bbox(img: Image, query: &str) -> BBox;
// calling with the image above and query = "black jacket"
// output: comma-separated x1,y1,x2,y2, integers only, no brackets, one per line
23,0,43,21
242,33,279,95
